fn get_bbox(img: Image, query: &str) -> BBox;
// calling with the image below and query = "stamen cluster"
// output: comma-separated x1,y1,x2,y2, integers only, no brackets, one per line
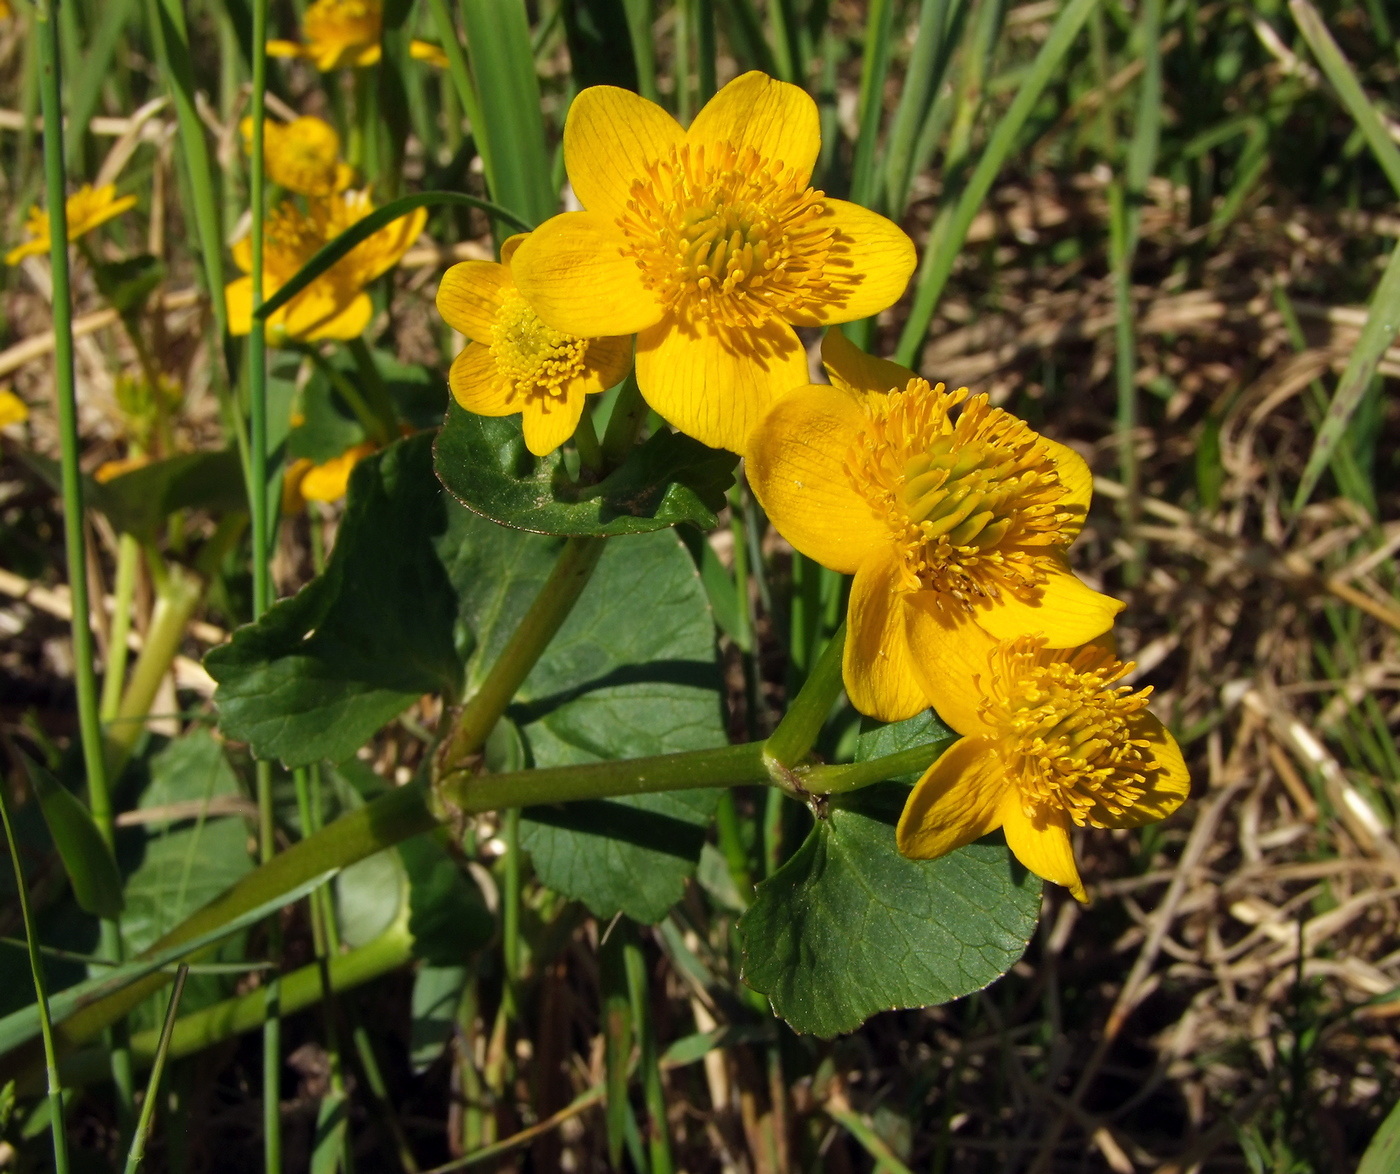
617,143,834,332
490,289,590,399
845,380,1076,605
981,638,1158,828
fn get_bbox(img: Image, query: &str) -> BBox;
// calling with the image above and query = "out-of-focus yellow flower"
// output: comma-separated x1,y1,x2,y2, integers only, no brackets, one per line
226,190,426,343
747,331,1122,723
6,184,138,265
0,389,29,430
241,116,354,197
267,0,450,71
437,234,632,457
0,1,13,22
95,454,153,482
284,441,378,511
897,633,1190,902
511,71,916,454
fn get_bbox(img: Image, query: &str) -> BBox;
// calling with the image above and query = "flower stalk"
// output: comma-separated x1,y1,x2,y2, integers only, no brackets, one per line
763,621,846,768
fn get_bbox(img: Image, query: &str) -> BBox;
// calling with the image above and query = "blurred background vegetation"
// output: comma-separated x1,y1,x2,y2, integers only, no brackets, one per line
1,0,1399,1169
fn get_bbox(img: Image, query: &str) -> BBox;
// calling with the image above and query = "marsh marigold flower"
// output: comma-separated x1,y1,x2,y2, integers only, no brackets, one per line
510,72,916,454
241,116,354,197
0,389,29,430
6,184,137,265
226,190,426,343
437,234,632,456
747,331,1123,723
268,0,449,71
897,632,1189,902
284,441,380,512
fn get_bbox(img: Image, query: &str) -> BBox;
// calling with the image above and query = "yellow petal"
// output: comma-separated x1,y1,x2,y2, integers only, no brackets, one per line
787,198,916,327
579,334,635,394
686,71,819,185
1040,437,1092,542
226,276,255,335
449,344,516,414
511,211,664,337
522,394,585,456
634,314,807,454
0,389,30,429
1108,713,1191,829
266,39,306,57
844,549,929,723
437,261,508,341
896,737,1008,860
903,596,1001,738
973,557,1123,648
1000,792,1086,902
499,233,530,266
231,235,253,275
287,288,373,341
744,381,885,573
564,86,685,219
409,39,449,68
820,328,917,397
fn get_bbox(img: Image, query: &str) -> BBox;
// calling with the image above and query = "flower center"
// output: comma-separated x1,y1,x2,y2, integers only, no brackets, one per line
616,142,833,331
263,202,328,283
490,287,589,398
305,0,380,44
844,380,1078,607
981,637,1159,828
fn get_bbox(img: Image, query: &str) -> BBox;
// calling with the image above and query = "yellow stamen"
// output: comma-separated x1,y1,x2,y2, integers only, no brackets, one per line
980,637,1158,829
844,380,1078,606
616,142,833,332
489,288,589,399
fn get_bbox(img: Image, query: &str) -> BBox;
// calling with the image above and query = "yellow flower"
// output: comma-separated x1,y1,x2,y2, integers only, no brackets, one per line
241,116,355,197
6,184,138,265
747,331,1123,723
300,441,379,502
897,633,1189,902
226,190,426,343
437,234,633,456
0,388,29,430
0,1,12,21
267,0,450,71
510,71,916,454
95,454,153,482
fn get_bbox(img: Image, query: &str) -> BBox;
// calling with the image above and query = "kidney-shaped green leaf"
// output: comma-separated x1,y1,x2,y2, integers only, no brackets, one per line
434,403,735,537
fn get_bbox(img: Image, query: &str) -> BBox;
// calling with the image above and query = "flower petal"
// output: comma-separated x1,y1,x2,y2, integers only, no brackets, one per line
686,71,819,186
844,549,929,723
974,557,1123,648
820,328,917,398
287,289,373,341
787,198,916,327
1108,713,1192,829
437,261,508,341
896,737,1008,860
512,211,664,337
1040,437,1092,542
499,233,530,266
564,86,684,219
579,335,635,395
522,394,585,456
904,596,1001,738
635,315,807,453
226,276,255,335
449,343,516,415
1000,792,1086,902
745,381,884,573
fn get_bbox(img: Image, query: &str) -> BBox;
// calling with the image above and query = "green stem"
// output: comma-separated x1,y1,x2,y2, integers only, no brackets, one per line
500,808,522,1018
35,0,130,1132
437,536,607,771
121,964,189,1174
0,765,71,1174
98,535,141,722
346,337,400,444
624,926,673,1174
106,561,203,775
600,375,648,469
763,621,845,768
806,740,954,794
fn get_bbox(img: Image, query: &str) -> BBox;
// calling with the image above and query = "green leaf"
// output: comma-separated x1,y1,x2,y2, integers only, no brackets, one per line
208,432,726,921
434,403,735,536
91,254,165,318
287,366,366,463
736,782,1040,1037
206,436,465,765
409,964,468,1074
19,753,124,920
1359,1097,1400,1174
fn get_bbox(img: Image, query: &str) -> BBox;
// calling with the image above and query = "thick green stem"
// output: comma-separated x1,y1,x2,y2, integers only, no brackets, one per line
106,562,203,774
806,741,954,794
36,0,130,1132
98,535,141,722
763,622,846,768
437,536,607,771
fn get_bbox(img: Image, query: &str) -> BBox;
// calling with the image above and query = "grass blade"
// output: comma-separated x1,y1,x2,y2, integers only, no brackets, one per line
895,0,1102,366
1289,0,1400,197
1292,238,1400,512
121,964,189,1174
254,191,531,321
884,0,958,218
18,752,124,921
